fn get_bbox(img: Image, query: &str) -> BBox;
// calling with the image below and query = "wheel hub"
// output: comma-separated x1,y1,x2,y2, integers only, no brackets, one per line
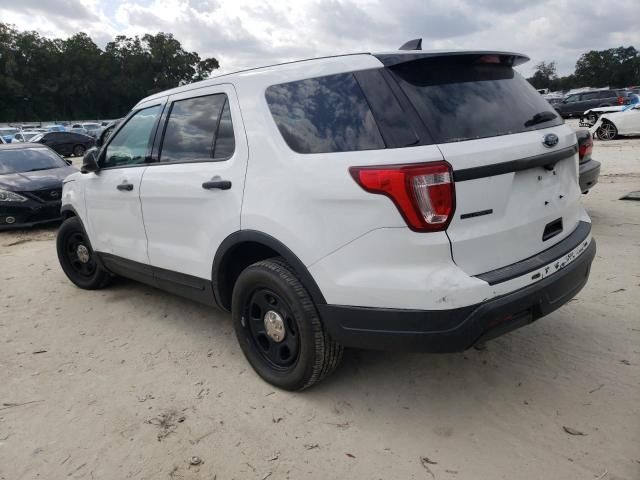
76,244,90,263
264,310,286,343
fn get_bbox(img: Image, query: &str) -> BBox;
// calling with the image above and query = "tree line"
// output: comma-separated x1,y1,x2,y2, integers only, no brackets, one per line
527,46,640,92
0,23,219,122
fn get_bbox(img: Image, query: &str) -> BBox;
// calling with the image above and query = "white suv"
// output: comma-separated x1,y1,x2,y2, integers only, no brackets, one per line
57,45,596,390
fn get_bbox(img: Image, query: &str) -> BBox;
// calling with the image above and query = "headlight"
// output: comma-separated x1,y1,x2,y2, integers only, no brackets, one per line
0,189,28,202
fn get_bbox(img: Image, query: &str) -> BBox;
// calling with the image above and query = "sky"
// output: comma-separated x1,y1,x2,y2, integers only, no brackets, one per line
0,0,639,77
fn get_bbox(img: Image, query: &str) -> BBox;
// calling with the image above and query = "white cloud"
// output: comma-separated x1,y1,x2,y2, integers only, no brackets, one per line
0,0,638,77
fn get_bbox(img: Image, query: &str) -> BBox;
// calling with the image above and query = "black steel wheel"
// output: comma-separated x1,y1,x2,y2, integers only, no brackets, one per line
232,257,343,390
244,288,300,370
56,216,111,289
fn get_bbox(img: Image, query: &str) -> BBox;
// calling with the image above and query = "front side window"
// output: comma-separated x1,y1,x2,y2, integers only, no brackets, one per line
565,95,581,103
160,93,234,163
265,73,385,154
102,105,162,168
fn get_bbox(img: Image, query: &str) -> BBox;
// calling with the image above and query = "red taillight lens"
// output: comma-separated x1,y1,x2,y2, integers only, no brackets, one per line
578,134,593,161
617,96,625,105
349,162,455,232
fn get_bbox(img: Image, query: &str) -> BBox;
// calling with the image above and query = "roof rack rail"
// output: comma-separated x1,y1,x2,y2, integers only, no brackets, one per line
399,38,422,51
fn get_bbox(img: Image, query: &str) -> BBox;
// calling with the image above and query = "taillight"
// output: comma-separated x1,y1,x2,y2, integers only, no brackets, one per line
617,96,625,105
578,133,593,162
349,162,455,232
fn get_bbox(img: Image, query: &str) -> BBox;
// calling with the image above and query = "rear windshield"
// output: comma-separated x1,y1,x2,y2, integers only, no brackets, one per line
390,58,563,144
0,148,67,174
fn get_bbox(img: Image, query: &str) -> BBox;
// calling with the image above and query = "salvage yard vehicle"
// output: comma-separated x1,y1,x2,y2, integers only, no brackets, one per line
580,93,640,127
56,43,596,390
592,104,640,140
30,131,95,157
555,89,626,118
0,143,76,229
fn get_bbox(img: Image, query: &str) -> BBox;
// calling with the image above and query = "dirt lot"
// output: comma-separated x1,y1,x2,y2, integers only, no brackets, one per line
1,134,639,480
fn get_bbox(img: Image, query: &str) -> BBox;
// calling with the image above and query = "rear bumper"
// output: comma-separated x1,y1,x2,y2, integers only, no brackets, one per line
319,238,595,352
579,159,600,192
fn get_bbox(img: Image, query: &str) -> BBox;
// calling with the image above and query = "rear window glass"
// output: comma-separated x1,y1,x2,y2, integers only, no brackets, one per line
390,59,564,144
265,73,384,154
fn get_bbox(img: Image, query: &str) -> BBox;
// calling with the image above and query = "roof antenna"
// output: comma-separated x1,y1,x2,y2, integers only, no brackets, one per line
399,38,422,51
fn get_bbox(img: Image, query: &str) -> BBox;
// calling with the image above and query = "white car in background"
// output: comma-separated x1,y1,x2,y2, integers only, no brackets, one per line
592,103,640,140
581,93,640,127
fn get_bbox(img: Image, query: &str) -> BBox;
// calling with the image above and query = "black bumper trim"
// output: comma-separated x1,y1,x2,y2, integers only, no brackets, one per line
319,239,595,352
475,221,591,286
579,159,600,192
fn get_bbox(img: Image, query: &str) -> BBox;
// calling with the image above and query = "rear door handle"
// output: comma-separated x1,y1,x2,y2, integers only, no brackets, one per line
117,182,134,191
202,179,232,190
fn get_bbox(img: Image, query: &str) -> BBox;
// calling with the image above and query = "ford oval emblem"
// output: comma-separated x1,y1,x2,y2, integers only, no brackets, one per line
543,133,559,148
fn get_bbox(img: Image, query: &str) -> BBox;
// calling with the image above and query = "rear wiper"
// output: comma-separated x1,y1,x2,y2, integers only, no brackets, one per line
524,111,557,127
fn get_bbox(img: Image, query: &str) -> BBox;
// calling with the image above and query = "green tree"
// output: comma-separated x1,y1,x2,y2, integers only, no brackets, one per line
528,61,558,89
574,46,639,88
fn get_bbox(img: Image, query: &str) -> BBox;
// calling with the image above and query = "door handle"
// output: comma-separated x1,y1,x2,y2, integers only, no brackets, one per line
202,179,232,190
117,182,134,191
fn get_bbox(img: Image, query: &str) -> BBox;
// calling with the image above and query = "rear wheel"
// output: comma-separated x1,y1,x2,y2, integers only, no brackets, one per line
73,144,86,157
232,258,343,390
56,217,111,289
597,121,618,141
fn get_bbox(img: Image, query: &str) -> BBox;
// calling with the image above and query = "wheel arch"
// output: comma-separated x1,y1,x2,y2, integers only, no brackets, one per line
212,230,327,311
60,204,79,219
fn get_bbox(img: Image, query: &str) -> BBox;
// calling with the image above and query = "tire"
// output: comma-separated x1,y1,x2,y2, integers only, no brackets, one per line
73,144,86,157
232,257,343,391
596,121,618,141
56,216,111,289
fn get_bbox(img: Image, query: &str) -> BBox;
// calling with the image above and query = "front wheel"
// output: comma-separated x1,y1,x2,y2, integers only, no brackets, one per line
596,121,618,141
56,216,111,289
232,258,343,390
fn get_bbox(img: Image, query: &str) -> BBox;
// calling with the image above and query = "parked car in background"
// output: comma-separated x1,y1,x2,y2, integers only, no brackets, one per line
81,123,102,137
576,129,599,193
30,131,95,157
580,93,640,127
0,127,20,143
13,131,41,143
47,125,66,132
57,46,595,390
555,89,627,118
592,104,640,140
69,127,89,135
0,143,76,229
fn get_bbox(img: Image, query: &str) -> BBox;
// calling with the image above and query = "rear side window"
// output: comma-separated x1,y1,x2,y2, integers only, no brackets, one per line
390,58,564,144
265,73,385,154
160,93,235,163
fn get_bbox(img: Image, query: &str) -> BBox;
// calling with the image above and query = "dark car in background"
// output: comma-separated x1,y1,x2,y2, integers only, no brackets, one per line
555,89,626,118
0,143,76,229
30,131,95,157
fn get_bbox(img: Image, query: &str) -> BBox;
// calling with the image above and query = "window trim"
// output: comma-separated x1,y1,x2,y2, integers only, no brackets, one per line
153,92,236,167
97,102,166,171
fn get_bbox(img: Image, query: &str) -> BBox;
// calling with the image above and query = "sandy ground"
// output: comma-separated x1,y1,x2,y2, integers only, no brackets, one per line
1,133,639,480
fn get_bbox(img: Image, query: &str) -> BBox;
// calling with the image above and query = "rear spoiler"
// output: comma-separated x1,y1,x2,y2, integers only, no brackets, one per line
375,50,530,68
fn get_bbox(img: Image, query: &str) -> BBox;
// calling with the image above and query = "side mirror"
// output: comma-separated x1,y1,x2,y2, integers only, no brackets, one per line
81,147,100,174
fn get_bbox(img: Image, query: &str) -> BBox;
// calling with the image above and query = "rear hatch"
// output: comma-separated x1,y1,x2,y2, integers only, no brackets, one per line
388,54,583,276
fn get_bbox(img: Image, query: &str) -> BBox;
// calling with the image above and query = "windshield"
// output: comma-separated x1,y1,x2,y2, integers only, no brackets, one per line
390,58,563,144
0,147,67,174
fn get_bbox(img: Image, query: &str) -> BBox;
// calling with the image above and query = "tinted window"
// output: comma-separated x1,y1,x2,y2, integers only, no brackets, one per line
265,73,384,154
103,105,161,168
599,91,613,99
582,92,600,101
565,95,581,103
213,100,235,159
160,94,228,163
391,59,563,144
0,147,67,174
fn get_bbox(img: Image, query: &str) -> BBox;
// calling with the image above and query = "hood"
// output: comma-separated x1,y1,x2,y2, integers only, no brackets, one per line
0,165,77,192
